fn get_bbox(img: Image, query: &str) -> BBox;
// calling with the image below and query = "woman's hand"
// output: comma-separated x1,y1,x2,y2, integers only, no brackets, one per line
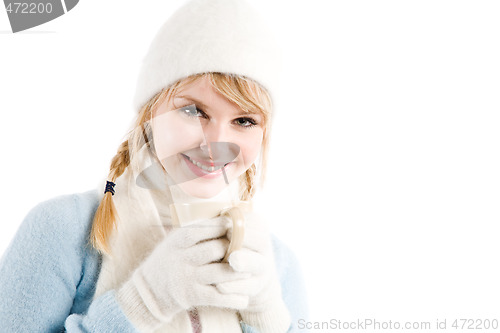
220,212,292,333
116,217,250,330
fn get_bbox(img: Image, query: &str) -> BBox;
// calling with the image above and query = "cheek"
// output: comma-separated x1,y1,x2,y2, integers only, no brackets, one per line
238,129,264,167
152,113,205,159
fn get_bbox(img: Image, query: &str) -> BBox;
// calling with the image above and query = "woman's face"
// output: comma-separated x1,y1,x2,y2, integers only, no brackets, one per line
151,76,264,198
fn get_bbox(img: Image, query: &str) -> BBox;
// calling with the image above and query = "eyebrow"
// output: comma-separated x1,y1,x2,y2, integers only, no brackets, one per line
175,95,210,111
175,95,260,116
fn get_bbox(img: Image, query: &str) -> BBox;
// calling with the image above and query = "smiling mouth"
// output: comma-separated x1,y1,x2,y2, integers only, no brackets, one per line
181,153,227,173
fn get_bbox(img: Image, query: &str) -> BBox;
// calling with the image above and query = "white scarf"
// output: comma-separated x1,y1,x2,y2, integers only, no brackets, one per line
94,147,243,332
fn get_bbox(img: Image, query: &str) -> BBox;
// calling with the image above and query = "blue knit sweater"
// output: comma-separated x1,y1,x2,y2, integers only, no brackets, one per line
0,190,308,332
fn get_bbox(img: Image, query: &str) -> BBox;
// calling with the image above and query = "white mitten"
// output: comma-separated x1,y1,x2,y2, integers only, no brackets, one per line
116,217,250,332
218,213,291,333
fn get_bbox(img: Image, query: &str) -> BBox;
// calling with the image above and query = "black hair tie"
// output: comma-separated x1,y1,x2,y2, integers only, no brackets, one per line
104,181,116,195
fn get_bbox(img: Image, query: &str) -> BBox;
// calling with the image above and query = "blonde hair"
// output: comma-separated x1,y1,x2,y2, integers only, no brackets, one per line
90,73,273,254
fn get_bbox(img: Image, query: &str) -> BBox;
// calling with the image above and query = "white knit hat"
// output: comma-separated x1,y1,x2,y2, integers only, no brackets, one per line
132,0,281,112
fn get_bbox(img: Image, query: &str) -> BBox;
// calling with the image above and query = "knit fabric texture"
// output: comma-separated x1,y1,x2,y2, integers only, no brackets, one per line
188,309,202,333
132,0,281,113
0,190,309,332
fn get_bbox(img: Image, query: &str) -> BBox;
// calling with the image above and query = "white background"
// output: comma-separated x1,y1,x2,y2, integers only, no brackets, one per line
1,0,500,328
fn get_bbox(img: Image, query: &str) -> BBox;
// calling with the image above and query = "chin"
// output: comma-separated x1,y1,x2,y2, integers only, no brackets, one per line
178,181,227,199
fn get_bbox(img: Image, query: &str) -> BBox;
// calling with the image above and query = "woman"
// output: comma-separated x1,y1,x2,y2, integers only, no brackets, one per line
0,0,308,332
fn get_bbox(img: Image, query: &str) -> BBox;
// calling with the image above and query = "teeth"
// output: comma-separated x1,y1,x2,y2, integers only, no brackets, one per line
186,155,224,173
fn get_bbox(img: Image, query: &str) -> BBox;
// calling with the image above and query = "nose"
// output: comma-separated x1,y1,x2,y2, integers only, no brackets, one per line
199,122,237,162
200,121,230,148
